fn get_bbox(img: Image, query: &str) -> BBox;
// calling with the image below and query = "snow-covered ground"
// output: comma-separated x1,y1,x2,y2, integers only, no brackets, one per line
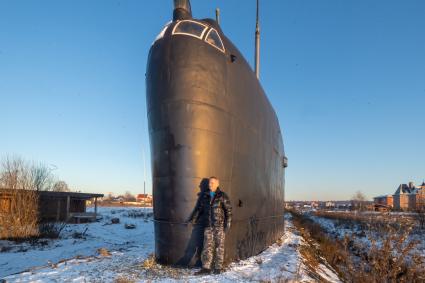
308,212,425,256
1,207,340,282
0,207,154,281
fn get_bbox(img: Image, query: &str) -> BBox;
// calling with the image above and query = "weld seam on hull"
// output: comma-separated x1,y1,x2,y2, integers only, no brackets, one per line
152,176,231,182
150,126,282,156
150,125,225,137
153,214,285,225
148,100,271,139
147,99,229,116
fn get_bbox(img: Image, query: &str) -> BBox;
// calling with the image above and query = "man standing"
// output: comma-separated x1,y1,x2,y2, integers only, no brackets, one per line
188,176,232,274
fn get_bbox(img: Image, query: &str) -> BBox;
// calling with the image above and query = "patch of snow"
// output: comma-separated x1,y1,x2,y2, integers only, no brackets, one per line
308,213,425,258
0,207,154,280
2,209,341,282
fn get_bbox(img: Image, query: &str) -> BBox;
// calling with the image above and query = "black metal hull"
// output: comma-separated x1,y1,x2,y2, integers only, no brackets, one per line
146,20,285,266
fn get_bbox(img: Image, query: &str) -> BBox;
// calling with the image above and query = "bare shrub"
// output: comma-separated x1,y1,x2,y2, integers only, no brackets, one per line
0,189,39,239
342,224,425,283
415,208,425,230
0,156,59,240
0,157,40,239
38,222,67,239
72,227,88,239
290,210,425,283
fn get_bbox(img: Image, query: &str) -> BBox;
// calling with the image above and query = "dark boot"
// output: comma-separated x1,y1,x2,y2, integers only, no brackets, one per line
213,268,224,274
195,268,211,275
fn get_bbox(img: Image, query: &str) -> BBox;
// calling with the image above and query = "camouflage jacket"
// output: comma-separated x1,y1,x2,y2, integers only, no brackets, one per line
189,188,232,229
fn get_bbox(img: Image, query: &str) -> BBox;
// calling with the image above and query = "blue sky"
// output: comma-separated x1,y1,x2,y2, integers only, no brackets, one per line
0,0,424,200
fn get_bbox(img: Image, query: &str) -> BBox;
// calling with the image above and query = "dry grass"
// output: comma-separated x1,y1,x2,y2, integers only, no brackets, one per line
414,208,425,229
142,253,156,269
313,211,414,230
290,212,347,277
97,247,112,257
0,156,49,240
290,210,425,283
114,276,136,283
0,189,39,239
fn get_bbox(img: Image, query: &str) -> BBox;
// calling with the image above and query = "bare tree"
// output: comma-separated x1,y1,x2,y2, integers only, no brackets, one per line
0,156,54,191
124,191,136,202
31,162,54,191
52,180,70,192
351,190,367,211
0,156,26,190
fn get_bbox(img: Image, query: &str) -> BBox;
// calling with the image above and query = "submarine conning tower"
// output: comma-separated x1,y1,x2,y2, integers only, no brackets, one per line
173,0,192,20
146,0,286,266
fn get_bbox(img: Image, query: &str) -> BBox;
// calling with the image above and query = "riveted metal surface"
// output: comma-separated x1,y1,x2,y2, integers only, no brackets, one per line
146,3,286,266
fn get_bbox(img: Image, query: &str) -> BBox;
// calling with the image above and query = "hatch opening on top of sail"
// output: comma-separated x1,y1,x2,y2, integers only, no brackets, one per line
205,28,225,53
172,20,208,39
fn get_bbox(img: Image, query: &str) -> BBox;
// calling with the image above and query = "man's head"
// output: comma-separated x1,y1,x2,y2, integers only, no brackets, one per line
209,176,219,192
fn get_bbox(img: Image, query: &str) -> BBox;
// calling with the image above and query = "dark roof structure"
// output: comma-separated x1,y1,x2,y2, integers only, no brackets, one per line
0,189,103,199
393,184,413,195
39,191,103,199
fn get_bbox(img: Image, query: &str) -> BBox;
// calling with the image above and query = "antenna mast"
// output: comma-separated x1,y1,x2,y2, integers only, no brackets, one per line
216,8,220,25
255,0,260,79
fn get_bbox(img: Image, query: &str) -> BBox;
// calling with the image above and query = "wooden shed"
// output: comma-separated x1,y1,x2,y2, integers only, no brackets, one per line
0,189,103,223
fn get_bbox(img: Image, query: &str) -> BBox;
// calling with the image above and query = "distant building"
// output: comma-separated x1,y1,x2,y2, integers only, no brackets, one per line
375,181,425,211
393,182,425,211
109,196,125,203
373,195,393,211
136,194,153,204
334,201,352,210
416,183,425,209
310,201,319,209
325,201,335,208
284,200,354,211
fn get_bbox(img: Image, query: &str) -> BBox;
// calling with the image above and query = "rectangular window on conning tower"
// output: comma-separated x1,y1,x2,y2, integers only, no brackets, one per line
172,20,208,39
205,29,225,53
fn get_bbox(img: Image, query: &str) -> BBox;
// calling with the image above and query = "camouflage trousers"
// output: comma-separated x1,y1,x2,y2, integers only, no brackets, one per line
201,226,225,270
